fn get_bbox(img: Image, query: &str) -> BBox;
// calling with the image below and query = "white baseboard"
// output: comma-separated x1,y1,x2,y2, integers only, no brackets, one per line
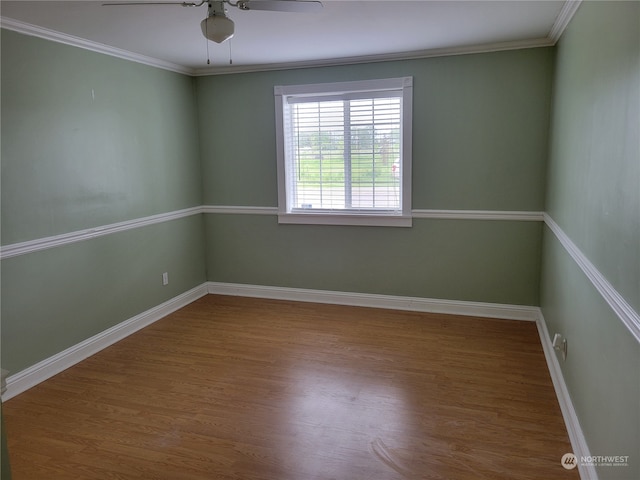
210,281,595,478
1,283,209,402
3,278,589,480
535,311,597,480
206,281,540,321
1,283,537,401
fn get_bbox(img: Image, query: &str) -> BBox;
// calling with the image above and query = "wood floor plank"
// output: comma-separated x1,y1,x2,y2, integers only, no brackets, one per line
4,295,579,479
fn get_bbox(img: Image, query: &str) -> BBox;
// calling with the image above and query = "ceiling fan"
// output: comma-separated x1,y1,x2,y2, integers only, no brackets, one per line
103,0,323,44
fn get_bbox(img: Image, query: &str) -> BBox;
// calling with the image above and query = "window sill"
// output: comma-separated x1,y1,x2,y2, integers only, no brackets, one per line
277,212,412,227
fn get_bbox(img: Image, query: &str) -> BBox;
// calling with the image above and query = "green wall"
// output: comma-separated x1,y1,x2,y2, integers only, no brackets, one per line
1,30,207,374
205,215,542,305
1,216,206,373
198,50,552,211
0,33,555,378
2,4,638,478
545,1,640,313
541,2,640,479
197,49,554,304
1,31,203,245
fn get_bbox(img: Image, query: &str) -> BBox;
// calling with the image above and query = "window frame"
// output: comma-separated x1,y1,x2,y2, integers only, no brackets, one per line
274,77,413,227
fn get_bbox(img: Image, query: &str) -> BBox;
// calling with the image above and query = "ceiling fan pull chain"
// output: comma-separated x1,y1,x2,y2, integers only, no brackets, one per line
205,21,211,64
229,38,233,65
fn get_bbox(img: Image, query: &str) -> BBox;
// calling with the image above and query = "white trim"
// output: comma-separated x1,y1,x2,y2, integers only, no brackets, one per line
274,77,413,228
277,213,412,228
1,16,555,78
544,214,640,344
1,284,209,402
0,17,556,77
0,207,202,260
401,79,414,221
203,206,544,222
193,38,554,76
549,1,583,43
535,310,598,480
274,76,411,97
0,207,543,260
206,281,540,321
201,205,278,215
1,17,559,78
0,17,192,75
0,281,597,480
412,209,544,221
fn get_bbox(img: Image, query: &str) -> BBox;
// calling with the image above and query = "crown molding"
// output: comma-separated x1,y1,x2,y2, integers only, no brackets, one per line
0,16,194,75
1,17,553,77
192,37,555,76
2,1,581,78
548,0,582,43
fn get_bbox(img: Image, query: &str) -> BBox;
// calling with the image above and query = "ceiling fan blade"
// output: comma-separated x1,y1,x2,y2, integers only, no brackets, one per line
102,1,203,6
236,0,322,13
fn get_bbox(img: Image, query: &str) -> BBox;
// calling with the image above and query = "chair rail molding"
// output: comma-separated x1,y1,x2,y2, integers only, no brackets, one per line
0,206,202,260
544,214,640,344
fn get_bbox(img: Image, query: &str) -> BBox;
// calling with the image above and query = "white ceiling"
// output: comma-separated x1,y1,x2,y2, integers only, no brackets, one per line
0,1,575,75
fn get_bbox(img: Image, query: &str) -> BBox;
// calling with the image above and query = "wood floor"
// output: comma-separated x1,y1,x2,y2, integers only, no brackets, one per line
4,295,578,480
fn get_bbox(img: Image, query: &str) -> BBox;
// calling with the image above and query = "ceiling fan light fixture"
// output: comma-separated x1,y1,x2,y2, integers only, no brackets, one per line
200,13,234,43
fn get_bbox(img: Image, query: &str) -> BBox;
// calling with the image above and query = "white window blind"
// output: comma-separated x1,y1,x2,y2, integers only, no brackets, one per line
275,77,413,227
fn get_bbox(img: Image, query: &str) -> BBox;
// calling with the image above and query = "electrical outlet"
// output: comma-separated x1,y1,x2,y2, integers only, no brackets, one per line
162,272,169,286
552,333,568,361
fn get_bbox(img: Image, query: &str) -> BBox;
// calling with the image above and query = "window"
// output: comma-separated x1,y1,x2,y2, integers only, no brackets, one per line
274,77,413,227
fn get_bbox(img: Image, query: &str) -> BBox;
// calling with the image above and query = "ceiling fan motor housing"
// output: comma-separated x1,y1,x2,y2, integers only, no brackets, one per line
201,1,235,43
